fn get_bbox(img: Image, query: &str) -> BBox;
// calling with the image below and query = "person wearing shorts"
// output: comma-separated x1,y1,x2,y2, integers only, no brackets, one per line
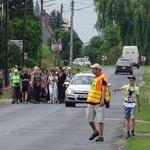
20,67,31,104
86,63,110,142
113,75,141,139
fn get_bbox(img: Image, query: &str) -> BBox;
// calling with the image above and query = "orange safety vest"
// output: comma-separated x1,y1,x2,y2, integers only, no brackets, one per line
87,74,110,104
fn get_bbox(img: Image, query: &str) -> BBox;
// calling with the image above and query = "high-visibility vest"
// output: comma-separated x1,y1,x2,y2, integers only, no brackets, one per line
123,85,139,105
11,75,20,87
87,74,110,104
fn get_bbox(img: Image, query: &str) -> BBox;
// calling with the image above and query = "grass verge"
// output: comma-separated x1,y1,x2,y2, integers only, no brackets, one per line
125,66,150,150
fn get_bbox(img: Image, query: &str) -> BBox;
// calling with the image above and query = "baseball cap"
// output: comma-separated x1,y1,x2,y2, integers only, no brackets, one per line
127,75,136,80
67,67,71,70
90,63,101,69
14,69,18,73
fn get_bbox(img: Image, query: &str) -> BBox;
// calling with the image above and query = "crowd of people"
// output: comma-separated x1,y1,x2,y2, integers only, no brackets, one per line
9,65,74,104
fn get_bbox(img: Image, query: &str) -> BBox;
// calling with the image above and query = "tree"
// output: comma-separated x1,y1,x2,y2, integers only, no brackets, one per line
9,0,34,20
94,0,150,64
49,10,62,30
9,17,42,61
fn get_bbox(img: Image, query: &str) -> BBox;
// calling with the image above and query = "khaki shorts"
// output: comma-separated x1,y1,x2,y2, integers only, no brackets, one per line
86,104,105,123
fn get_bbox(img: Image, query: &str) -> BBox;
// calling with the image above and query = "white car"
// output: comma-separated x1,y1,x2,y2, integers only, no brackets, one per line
73,58,91,67
65,73,94,107
65,73,111,107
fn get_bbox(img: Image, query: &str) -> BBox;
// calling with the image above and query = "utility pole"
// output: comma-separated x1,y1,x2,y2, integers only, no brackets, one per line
22,0,27,69
60,3,63,28
57,3,63,66
39,0,43,68
69,0,74,65
5,0,9,87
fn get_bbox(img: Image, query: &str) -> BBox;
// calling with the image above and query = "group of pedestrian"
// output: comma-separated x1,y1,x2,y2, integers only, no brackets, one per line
86,63,141,142
9,65,74,104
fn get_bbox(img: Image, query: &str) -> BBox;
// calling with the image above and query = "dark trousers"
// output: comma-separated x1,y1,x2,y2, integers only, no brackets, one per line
12,86,20,101
33,85,41,103
58,85,66,103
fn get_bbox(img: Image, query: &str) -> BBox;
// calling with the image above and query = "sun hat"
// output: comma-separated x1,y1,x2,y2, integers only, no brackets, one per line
90,63,101,69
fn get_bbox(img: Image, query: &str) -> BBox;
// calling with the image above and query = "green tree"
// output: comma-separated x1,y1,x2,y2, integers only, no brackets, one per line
8,44,22,67
94,0,150,64
9,0,34,19
9,18,41,61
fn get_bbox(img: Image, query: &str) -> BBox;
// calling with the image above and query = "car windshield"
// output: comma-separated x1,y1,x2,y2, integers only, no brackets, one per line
70,75,93,85
78,58,86,62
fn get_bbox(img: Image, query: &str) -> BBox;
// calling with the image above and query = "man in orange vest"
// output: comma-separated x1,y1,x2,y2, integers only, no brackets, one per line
86,63,110,142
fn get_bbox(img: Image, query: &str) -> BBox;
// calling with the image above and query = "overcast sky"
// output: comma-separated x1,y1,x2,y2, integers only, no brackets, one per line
34,0,98,43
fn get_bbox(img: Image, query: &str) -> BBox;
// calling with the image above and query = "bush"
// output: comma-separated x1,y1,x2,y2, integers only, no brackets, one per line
24,58,38,68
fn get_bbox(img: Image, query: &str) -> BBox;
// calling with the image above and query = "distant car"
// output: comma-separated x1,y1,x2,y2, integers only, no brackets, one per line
73,58,91,67
115,58,133,74
65,73,111,107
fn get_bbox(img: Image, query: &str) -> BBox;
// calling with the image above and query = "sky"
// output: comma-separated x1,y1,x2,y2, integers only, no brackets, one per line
34,0,98,43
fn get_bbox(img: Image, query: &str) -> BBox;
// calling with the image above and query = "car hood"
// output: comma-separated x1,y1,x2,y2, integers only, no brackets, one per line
67,84,90,92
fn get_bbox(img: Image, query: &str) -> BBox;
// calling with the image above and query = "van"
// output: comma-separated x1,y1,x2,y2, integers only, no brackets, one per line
122,46,140,69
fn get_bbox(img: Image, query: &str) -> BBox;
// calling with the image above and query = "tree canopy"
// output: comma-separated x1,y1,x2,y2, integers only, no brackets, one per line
94,0,150,64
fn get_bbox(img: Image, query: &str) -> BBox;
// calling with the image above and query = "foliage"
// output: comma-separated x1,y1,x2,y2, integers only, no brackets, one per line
9,0,34,19
24,58,38,68
94,0,150,64
8,44,22,67
49,10,61,30
81,26,120,65
9,17,41,61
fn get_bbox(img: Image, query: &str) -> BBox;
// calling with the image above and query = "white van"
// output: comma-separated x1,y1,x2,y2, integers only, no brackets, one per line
122,46,140,68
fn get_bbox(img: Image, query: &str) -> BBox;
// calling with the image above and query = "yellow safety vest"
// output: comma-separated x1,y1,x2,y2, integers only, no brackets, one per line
87,74,110,104
123,85,139,105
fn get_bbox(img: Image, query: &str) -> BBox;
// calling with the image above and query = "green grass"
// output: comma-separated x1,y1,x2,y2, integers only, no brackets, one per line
2,87,11,99
126,137,150,150
126,66,150,150
136,123,150,134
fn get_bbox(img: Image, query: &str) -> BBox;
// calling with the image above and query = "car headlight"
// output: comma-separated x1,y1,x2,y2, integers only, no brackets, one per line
67,88,74,94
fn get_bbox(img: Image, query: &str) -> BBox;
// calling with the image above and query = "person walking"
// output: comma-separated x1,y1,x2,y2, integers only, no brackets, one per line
86,63,110,142
47,69,58,104
31,68,42,104
113,75,141,139
20,67,31,104
10,69,21,104
55,67,66,103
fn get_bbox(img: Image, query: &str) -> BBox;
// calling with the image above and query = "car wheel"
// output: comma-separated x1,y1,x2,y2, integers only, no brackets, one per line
115,70,118,74
137,65,140,69
65,102,70,107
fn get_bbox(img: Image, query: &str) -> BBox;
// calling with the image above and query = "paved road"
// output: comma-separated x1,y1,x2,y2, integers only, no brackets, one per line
0,66,144,150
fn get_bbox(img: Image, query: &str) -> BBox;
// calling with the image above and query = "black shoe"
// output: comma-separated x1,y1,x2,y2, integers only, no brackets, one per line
126,134,130,139
95,137,104,142
11,100,15,104
89,131,99,140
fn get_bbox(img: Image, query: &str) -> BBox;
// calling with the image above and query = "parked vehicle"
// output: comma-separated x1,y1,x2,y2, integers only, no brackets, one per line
65,73,111,108
72,58,91,67
115,58,133,74
122,46,140,69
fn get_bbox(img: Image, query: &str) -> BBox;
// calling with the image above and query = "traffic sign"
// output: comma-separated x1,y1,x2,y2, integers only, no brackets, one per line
141,56,146,62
